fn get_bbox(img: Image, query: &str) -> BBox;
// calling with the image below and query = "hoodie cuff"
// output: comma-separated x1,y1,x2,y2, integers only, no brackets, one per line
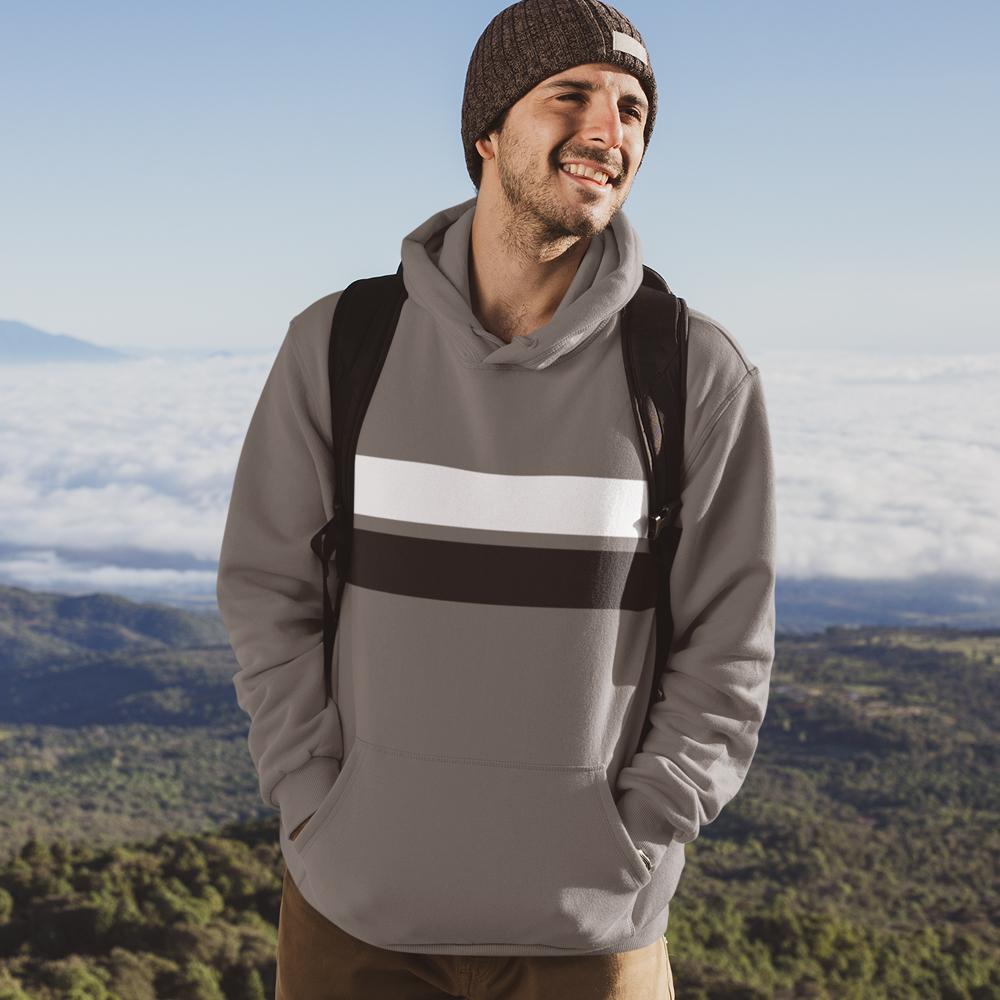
272,756,341,837
618,788,678,873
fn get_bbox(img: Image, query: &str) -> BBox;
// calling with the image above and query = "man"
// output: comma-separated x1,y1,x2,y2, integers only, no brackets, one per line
216,1,776,997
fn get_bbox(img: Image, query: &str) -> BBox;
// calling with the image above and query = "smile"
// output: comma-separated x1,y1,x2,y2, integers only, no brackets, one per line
560,169,612,191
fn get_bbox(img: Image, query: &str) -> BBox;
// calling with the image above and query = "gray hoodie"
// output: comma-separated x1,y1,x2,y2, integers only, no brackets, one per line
216,194,777,957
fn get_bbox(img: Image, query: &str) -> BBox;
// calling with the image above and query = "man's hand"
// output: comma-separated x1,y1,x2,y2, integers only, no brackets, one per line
289,814,315,841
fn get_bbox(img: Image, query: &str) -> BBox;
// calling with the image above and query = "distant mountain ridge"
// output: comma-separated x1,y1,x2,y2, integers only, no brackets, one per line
0,319,244,361
0,319,130,362
775,574,1000,631
0,583,227,673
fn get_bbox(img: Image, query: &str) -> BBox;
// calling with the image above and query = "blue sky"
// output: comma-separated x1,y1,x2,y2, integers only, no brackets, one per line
1,1,997,355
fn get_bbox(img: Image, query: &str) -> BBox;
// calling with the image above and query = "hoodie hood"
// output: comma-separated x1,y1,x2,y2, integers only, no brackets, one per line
399,194,646,370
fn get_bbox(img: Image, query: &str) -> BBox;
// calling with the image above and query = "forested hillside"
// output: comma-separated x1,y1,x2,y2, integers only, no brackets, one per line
0,585,996,997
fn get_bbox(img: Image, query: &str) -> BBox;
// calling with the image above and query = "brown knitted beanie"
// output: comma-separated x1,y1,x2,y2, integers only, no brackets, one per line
461,0,657,191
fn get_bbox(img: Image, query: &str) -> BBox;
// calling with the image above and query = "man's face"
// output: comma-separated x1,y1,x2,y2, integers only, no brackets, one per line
477,63,648,239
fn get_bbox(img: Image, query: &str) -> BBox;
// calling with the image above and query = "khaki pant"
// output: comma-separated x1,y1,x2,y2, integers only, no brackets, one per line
276,866,675,1000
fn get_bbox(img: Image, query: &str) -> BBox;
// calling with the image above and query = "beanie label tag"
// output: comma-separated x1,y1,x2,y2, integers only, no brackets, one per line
612,30,648,66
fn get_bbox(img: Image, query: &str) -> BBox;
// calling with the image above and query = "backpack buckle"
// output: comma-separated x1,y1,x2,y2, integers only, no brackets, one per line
648,500,681,542
310,511,338,561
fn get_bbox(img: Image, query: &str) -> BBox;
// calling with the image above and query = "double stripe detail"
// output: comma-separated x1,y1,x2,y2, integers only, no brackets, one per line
350,455,657,611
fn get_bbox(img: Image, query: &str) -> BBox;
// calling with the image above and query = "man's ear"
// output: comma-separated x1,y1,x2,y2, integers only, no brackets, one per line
475,135,496,161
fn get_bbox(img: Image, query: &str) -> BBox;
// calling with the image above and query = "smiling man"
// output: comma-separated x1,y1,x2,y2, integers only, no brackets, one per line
217,1,776,998
467,61,650,345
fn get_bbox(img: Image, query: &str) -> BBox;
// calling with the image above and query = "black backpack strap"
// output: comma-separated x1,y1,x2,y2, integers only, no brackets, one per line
620,264,689,746
309,263,408,705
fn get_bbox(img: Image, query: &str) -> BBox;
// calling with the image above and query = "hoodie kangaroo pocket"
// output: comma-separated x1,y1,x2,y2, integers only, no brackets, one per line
287,744,365,857
297,739,652,950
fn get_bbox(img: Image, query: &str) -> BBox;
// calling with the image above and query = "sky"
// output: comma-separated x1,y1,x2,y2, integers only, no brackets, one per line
1,0,997,358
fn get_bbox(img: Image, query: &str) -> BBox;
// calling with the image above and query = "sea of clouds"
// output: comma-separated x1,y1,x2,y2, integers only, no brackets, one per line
1,349,998,605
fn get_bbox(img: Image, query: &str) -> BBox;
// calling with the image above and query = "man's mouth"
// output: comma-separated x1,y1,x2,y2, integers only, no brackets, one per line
559,166,613,191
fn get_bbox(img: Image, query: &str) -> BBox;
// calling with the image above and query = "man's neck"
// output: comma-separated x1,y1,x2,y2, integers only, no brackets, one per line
468,200,591,344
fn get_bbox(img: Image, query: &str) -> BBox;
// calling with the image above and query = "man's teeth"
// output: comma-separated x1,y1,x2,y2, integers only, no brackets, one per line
561,163,610,185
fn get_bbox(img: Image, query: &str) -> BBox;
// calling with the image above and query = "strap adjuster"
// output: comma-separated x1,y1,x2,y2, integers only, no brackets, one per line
310,513,338,561
648,500,681,542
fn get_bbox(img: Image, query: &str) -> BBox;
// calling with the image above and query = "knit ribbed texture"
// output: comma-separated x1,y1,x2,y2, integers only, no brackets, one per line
461,0,657,190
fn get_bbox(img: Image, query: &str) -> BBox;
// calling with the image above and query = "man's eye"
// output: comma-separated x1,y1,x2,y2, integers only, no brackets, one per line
556,94,642,121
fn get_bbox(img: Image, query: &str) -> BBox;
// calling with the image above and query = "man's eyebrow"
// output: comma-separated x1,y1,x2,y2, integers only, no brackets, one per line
540,79,648,114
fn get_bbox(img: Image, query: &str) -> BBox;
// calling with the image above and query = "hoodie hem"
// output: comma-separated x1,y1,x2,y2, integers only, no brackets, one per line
281,856,670,956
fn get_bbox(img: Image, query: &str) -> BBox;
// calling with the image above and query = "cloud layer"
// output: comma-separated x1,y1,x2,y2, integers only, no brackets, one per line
1,349,998,604
758,349,1000,580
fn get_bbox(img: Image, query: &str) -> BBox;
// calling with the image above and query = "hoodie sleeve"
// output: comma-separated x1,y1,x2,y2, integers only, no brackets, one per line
216,318,344,838
615,332,777,872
